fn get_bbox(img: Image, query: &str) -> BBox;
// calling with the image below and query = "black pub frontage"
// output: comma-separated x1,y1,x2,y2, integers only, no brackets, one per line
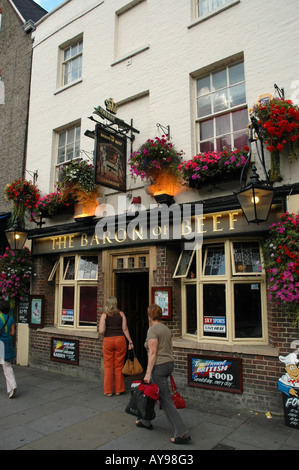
23,188,297,414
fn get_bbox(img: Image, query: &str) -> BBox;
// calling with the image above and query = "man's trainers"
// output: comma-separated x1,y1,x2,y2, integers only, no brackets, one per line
8,388,17,399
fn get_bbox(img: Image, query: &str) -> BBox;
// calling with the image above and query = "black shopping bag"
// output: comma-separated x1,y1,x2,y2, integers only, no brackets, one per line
125,387,156,421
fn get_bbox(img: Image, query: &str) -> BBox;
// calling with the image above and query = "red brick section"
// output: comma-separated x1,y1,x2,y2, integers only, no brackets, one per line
27,246,299,410
29,255,101,378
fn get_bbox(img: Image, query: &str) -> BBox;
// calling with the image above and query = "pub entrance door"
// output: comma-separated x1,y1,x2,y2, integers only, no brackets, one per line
116,271,149,369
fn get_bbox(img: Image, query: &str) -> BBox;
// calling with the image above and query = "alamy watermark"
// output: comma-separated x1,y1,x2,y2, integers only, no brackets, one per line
95,196,203,250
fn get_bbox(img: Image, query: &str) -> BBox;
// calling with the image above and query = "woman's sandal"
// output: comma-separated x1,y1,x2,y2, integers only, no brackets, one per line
136,420,153,430
171,435,191,444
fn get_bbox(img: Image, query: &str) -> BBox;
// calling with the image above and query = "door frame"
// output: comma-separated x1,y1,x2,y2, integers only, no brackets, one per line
102,245,157,305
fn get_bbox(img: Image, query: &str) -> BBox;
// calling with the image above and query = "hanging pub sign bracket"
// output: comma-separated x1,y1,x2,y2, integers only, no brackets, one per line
85,99,140,192
93,98,140,140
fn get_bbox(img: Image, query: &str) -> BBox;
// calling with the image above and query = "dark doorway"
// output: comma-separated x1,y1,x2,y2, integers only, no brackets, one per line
116,271,149,368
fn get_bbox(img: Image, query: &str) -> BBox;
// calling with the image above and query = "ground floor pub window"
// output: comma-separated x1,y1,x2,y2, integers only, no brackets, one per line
51,254,98,330
177,238,266,344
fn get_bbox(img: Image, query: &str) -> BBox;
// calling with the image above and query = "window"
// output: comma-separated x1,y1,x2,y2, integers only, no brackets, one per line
196,0,234,18
196,62,248,152
177,239,266,343
57,124,81,165
53,254,98,329
61,38,83,86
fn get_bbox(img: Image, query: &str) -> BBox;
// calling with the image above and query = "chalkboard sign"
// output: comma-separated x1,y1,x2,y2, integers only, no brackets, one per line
282,393,299,428
50,337,79,365
18,295,30,324
188,354,243,394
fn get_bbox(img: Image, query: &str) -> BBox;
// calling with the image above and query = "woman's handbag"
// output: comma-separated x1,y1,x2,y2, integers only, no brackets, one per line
170,374,186,409
125,382,159,420
122,349,143,376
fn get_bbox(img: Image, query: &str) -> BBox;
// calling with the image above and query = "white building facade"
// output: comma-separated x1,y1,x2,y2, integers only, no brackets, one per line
24,0,299,412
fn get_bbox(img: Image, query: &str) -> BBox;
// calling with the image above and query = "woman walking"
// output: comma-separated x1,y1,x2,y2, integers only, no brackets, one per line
137,304,190,444
99,297,133,396
0,300,17,398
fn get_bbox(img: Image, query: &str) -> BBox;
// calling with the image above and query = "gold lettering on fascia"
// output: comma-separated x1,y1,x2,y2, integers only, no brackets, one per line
48,211,241,252
51,235,75,250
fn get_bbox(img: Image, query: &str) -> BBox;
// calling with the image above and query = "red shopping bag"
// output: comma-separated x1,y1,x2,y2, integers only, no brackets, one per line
170,374,186,409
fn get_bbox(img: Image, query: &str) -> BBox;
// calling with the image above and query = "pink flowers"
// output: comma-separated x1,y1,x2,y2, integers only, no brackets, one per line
129,136,184,180
0,248,34,307
263,212,299,323
178,147,249,185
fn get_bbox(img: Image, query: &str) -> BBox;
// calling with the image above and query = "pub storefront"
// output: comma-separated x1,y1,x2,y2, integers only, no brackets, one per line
24,189,297,413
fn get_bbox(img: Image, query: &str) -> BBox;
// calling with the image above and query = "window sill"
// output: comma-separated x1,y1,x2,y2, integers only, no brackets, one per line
188,0,240,29
54,78,83,96
173,338,279,357
40,326,99,339
111,44,150,67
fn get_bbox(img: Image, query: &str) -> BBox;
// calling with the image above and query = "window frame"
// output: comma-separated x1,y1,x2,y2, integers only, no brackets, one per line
195,62,248,153
61,38,83,87
53,254,98,331
178,238,267,345
56,123,81,166
195,0,239,21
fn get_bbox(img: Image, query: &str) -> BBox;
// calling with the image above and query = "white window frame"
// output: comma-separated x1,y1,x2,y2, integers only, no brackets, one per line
62,38,83,86
195,62,248,153
195,0,239,20
56,123,81,166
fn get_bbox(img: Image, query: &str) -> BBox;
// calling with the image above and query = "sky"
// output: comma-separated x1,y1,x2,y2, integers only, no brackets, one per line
35,0,66,13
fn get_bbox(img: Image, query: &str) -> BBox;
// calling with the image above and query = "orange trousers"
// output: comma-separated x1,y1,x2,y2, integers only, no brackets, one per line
103,335,127,395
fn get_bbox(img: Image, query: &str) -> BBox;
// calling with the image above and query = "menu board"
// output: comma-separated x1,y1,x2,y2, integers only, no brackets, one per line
51,338,79,365
18,295,30,324
282,394,299,428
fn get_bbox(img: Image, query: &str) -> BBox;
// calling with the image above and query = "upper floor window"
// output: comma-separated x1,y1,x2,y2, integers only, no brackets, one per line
61,38,83,86
197,0,234,18
196,62,248,153
57,124,81,165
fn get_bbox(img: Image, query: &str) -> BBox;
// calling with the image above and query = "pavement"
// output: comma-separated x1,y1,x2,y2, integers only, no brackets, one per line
0,365,298,455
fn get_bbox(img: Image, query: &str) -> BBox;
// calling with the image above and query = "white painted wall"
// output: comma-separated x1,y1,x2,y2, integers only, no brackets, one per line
26,0,299,213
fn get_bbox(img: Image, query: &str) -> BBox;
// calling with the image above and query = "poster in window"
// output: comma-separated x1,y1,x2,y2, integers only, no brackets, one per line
95,124,127,192
151,287,172,319
188,354,243,394
51,337,79,365
29,295,44,328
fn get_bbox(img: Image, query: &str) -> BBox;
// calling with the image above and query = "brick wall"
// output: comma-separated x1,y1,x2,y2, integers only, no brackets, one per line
0,0,33,212
29,254,102,379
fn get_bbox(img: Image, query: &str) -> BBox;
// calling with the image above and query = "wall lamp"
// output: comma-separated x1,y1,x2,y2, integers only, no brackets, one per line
234,117,275,224
154,193,175,206
5,220,28,250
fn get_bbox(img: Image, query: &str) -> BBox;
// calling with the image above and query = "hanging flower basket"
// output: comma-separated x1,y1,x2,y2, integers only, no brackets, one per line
33,190,75,218
0,247,35,309
56,158,98,205
178,147,249,189
4,179,40,227
129,135,184,181
262,212,299,325
251,98,299,182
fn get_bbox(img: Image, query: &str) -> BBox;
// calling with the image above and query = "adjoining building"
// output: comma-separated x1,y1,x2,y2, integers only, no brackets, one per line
0,0,47,249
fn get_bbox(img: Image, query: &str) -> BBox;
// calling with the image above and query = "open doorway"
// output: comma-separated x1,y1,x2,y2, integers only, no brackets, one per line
116,271,149,368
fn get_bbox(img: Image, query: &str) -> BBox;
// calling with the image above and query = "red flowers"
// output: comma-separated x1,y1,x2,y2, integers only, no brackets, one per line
5,179,40,211
252,98,299,154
